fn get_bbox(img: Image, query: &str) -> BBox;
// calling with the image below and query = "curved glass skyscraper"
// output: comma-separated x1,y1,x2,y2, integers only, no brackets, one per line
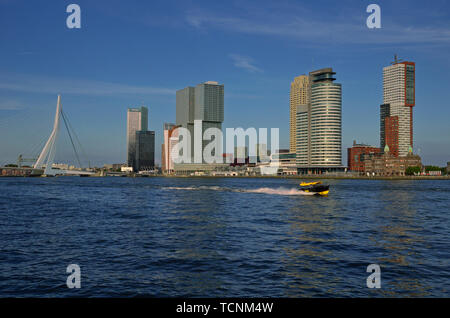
296,68,342,173
310,69,342,166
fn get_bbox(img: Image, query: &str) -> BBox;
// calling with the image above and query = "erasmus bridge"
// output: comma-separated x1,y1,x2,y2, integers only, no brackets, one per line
30,95,94,177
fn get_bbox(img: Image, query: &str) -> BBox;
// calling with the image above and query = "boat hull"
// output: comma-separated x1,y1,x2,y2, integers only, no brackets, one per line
300,184,330,196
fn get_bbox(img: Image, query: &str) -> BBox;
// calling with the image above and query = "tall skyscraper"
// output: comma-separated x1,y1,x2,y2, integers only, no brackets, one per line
380,56,415,157
289,75,309,153
127,106,148,169
296,68,342,172
135,130,155,171
176,81,224,162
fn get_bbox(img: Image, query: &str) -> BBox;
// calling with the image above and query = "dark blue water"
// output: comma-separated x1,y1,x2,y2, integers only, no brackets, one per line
0,177,449,297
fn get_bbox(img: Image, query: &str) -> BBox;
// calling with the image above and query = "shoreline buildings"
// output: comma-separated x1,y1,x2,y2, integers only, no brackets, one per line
347,56,421,176
126,106,155,172
363,146,421,176
347,141,381,172
294,68,343,174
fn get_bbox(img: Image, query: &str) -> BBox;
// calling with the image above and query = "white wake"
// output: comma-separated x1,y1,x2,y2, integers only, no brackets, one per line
163,186,314,196
243,187,314,196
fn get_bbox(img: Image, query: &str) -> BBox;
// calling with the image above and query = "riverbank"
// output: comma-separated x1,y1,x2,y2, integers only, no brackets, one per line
2,173,449,181
160,175,450,181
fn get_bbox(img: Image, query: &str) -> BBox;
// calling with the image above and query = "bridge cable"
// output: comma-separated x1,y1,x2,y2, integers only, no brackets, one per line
60,109,82,168
61,109,90,167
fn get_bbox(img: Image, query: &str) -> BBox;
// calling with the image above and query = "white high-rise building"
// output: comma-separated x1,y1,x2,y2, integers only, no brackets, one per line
296,68,342,173
310,69,342,166
380,57,415,157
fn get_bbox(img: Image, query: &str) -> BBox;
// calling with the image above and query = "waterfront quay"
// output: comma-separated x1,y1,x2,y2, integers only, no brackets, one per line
1,168,449,181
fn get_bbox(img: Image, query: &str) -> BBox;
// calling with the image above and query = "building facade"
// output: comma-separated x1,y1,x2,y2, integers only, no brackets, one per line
380,57,415,157
135,131,155,171
347,141,381,172
364,146,421,176
310,68,342,166
176,81,224,162
127,106,148,169
272,152,297,175
162,123,180,173
296,68,343,173
289,75,309,153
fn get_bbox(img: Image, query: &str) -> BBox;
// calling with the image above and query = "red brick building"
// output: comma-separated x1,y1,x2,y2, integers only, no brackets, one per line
347,141,381,172
385,116,399,157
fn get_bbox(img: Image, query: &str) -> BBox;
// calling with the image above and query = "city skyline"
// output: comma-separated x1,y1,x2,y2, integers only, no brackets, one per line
1,1,450,167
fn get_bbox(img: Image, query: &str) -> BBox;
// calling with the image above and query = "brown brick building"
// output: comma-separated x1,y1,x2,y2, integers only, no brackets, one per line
363,147,422,176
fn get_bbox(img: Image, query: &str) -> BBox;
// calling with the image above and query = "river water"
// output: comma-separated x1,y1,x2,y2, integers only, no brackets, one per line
0,177,449,297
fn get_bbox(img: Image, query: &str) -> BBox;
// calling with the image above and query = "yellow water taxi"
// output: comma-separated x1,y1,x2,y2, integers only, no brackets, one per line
299,181,329,196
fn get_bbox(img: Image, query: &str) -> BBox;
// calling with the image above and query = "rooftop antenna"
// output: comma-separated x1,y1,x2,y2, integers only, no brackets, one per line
391,54,403,65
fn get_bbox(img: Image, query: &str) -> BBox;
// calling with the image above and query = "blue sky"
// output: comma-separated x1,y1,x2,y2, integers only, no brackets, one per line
1,0,450,166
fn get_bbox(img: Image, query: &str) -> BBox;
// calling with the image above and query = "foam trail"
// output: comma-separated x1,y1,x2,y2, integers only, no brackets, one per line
244,187,314,196
163,186,225,191
163,186,313,196
163,186,198,190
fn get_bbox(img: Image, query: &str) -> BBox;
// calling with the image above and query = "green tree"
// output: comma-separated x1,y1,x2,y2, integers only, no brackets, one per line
405,166,421,176
425,166,441,172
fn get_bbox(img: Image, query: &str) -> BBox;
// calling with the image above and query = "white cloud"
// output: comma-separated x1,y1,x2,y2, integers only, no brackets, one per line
229,54,263,73
186,10,450,45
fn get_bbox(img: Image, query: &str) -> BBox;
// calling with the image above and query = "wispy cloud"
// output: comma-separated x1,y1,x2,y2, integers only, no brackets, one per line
185,10,450,45
229,54,263,73
0,73,175,96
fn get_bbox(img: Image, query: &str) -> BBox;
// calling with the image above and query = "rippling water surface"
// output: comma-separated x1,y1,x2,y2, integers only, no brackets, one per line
0,177,449,297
